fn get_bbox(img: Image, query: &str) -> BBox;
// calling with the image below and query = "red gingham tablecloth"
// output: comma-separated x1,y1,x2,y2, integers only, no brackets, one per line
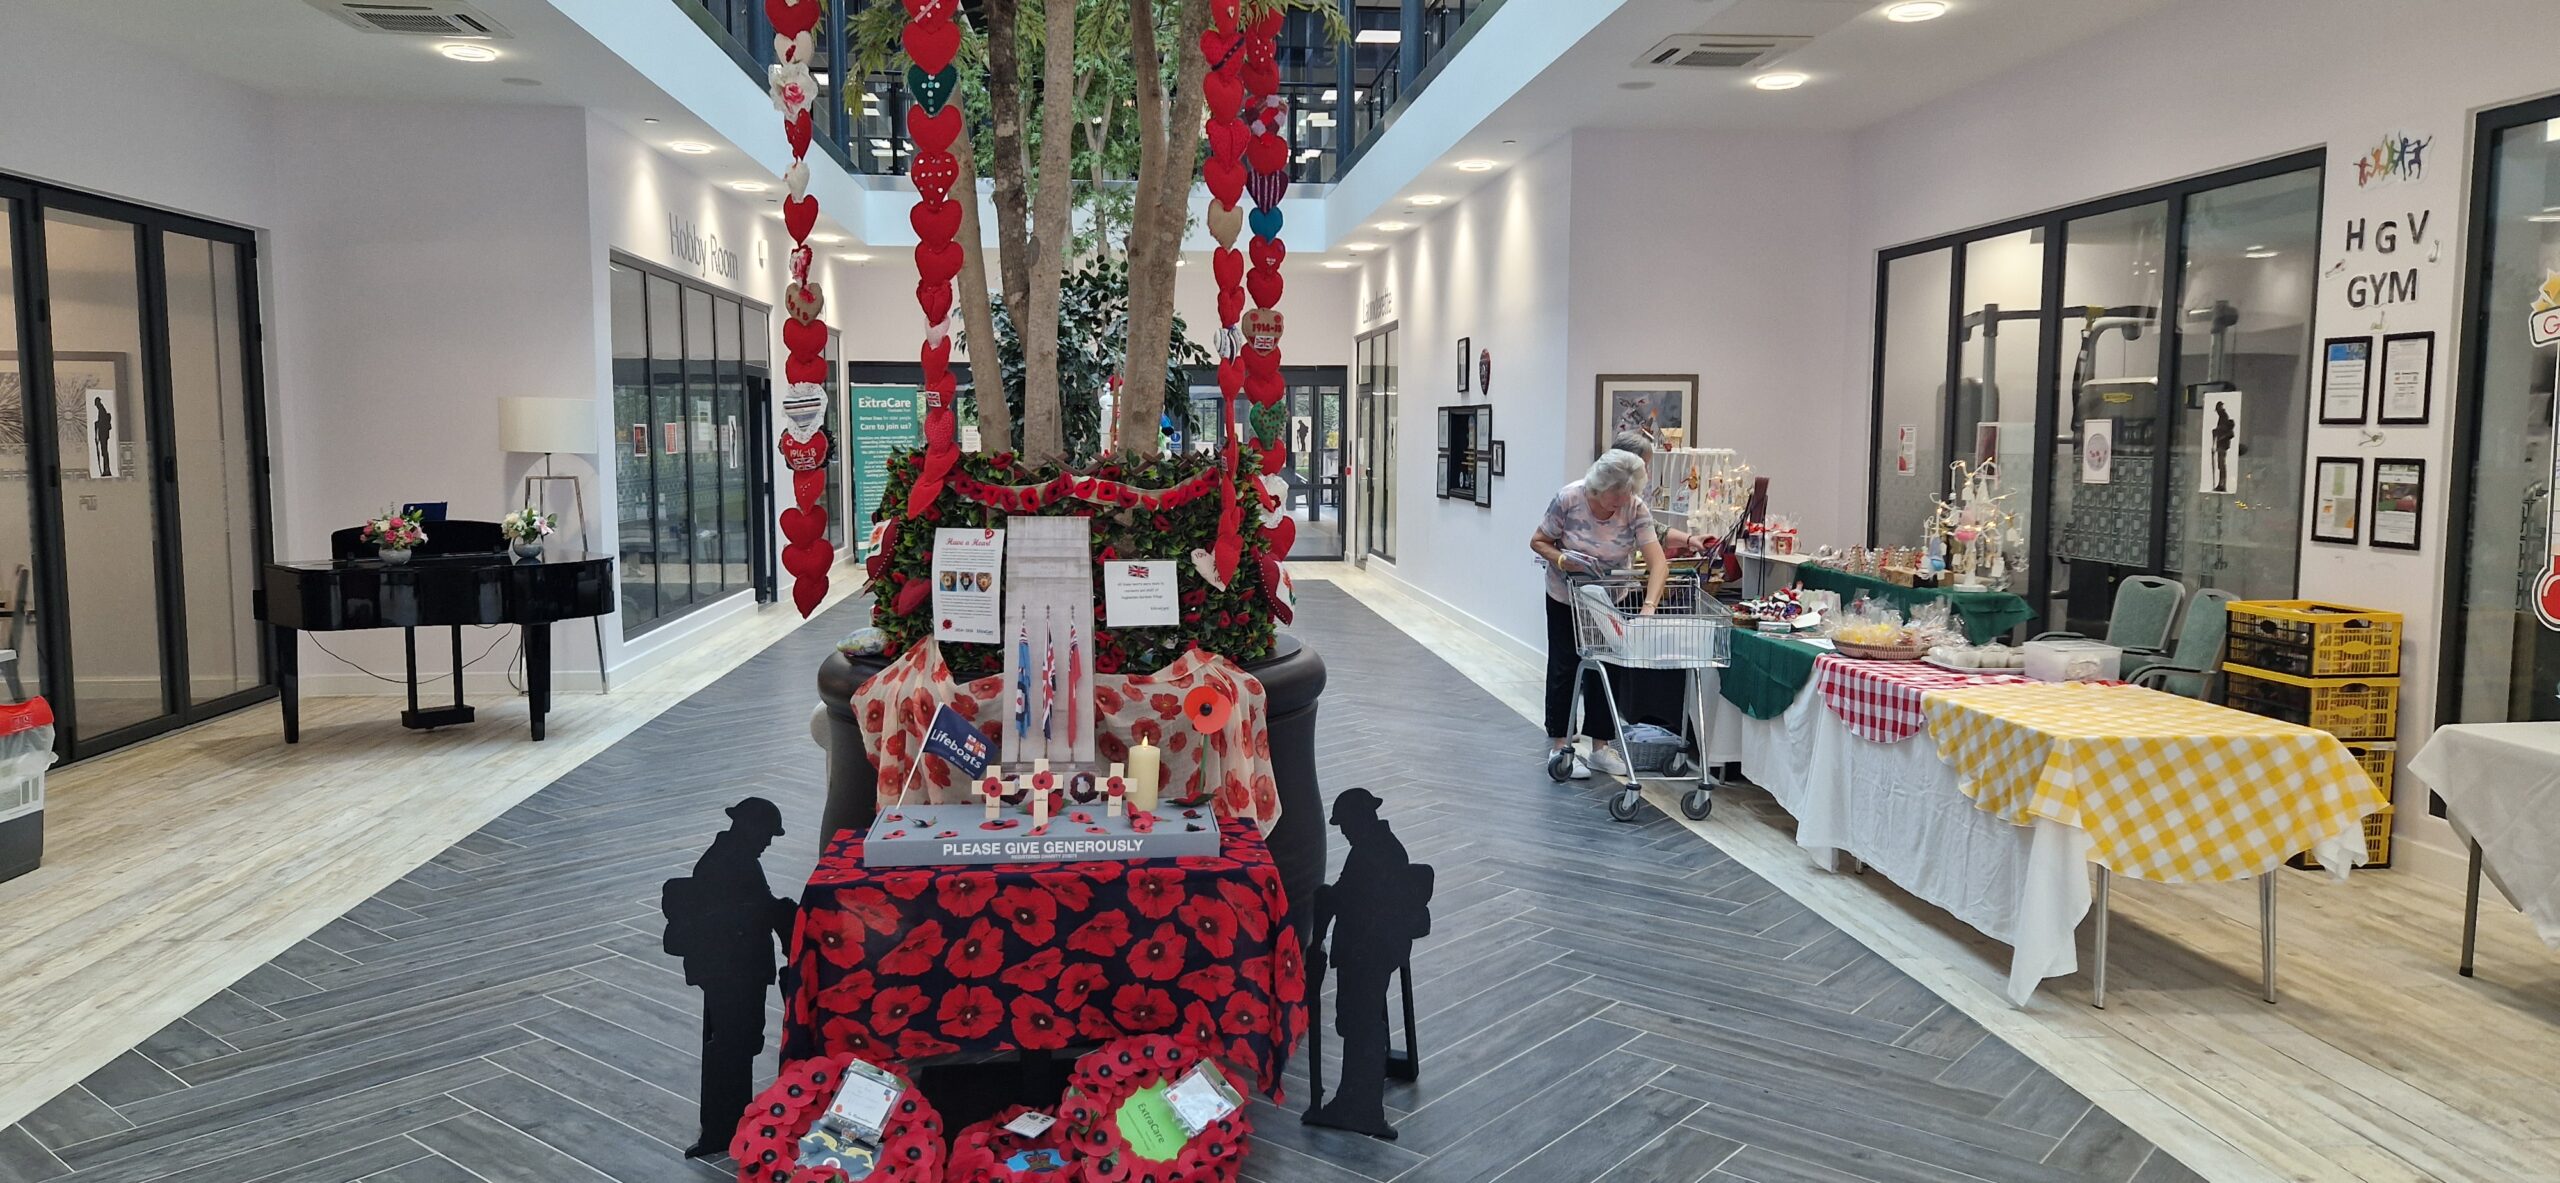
1814,654,2031,743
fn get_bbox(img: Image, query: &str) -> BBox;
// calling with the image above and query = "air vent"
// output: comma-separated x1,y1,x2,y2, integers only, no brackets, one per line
1635,34,1809,71
300,1,514,39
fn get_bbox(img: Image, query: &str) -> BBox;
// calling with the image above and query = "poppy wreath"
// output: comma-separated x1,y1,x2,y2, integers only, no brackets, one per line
729,1054,948,1183
867,448,1278,682
950,1104,1088,1183
1060,1036,1254,1183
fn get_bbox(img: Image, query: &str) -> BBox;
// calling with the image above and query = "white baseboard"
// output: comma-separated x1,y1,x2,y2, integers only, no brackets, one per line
1351,561,1545,669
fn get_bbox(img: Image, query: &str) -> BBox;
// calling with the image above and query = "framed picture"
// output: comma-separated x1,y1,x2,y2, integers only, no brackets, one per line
2310,457,2363,544
2319,337,2373,425
1490,440,1506,477
0,350,136,481
2369,457,2425,550
2378,331,2435,425
1456,337,1471,393
1595,374,1697,459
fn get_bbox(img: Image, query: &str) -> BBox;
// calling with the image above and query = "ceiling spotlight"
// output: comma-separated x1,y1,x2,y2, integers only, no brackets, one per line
1323,260,1356,269
2243,248,2281,258
842,253,873,262
1354,29,1402,44
1884,1,1950,21
1751,72,1809,91
810,232,846,244
1454,159,1497,172
732,180,771,193
643,117,662,125
669,140,715,154
1375,221,1410,232
1345,242,1381,253
438,42,499,62
1408,194,1447,206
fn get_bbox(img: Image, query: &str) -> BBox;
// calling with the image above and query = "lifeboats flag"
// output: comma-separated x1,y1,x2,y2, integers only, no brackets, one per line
921,703,990,779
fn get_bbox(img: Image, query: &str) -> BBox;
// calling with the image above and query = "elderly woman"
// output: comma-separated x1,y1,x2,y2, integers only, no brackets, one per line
1529,449,1667,777
1606,431,1704,556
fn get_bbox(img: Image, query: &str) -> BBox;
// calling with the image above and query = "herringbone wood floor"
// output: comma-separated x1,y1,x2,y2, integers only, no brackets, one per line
0,585,2193,1183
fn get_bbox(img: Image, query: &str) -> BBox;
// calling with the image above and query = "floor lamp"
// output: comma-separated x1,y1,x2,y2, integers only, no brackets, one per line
501,396,609,693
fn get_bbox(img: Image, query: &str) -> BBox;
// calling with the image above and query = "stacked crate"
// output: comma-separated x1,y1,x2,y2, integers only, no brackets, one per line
2218,600,2403,869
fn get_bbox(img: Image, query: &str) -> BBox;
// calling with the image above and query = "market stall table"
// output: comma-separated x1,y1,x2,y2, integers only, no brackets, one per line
2406,723,2560,975
1720,629,1826,722
1793,563,2035,644
781,819,1306,1097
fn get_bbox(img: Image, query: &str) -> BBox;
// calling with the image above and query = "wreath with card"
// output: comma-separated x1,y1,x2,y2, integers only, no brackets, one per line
1058,1036,1254,1183
950,1104,1088,1182
730,1055,946,1183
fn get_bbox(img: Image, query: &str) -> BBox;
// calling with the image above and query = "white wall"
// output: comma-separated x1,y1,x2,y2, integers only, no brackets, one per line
1845,0,2560,875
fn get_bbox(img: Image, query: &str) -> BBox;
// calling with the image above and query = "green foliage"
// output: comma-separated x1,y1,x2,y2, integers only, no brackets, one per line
967,258,1213,461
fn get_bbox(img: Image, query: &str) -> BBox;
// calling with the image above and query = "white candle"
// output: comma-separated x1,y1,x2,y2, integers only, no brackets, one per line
1126,738,1161,813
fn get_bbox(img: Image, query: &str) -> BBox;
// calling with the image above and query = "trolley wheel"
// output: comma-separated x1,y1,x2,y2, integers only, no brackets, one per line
1607,787,1644,823
1545,748,1577,783
1681,788,1714,821
1665,753,1696,778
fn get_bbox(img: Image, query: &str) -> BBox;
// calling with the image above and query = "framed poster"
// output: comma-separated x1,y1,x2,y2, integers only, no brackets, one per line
1490,440,1507,476
2311,457,2363,544
1456,337,1471,393
2369,458,2425,550
2320,337,2373,425
0,350,133,481
2378,331,2435,425
2080,418,2114,485
1594,374,1697,459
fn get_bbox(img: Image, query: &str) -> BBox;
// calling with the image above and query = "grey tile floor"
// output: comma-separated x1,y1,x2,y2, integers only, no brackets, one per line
1,584,2197,1183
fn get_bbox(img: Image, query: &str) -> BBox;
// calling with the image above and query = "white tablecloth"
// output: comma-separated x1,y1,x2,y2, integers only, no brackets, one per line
2409,723,2560,948
1714,683,2095,1004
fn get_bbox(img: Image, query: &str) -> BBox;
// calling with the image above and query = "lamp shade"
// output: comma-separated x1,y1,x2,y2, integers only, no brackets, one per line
500,397,599,455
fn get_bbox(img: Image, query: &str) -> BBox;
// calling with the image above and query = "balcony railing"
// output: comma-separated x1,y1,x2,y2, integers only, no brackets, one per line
671,0,1495,185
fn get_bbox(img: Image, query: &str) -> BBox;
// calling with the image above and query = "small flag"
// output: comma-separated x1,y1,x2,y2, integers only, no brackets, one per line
921,704,991,779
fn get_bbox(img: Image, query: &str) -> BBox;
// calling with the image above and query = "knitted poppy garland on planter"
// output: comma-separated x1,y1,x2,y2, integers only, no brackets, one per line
729,1055,946,1183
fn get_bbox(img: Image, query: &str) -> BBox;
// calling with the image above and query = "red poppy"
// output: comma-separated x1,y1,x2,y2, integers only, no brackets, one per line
1149,693,1183,719
1067,910,1133,956
862,698,887,735
1082,858,1126,884
1271,941,1306,1003
817,968,877,1015
803,910,869,970
938,984,1003,1039
1111,984,1176,1031
1128,922,1189,981
945,918,1005,978
1056,961,1109,1011
1027,870,1095,913
1220,992,1270,1038
820,1015,888,1060
1177,964,1236,1002
878,919,949,976
870,985,929,1033
878,870,934,901
935,874,997,918
1000,946,1064,992
1175,896,1240,960
1093,685,1125,715
896,1029,960,1062
1010,995,1072,1050
994,884,1059,944
839,886,902,936
1127,868,1186,919
1168,731,1191,755
1215,880,1270,942
950,692,978,718
1098,732,1129,761
1177,1000,1221,1052
1180,686,1234,733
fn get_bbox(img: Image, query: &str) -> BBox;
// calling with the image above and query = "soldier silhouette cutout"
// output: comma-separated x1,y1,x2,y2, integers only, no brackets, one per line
663,797,799,1158
1303,787,1433,1140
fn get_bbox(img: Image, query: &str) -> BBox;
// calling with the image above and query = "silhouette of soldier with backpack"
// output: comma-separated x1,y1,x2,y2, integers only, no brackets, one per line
1303,788,1433,1140
663,797,799,1158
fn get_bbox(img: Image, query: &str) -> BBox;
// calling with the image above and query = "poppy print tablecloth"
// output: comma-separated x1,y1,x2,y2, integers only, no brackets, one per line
780,819,1306,1098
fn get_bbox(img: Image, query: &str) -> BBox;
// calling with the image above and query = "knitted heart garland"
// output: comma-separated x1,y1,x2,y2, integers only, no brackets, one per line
902,18,961,75
906,65,959,116
1203,159,1247,206
785,109,814,156
1246,268,1283,309
781,315,828,357
787,281,825,321
764,0,821,37
1207,201,1244,248
781,504,829,545
783,537,832,578
1248,237,1285,271
907,104,963,155
1212,248,1245,288
795,467,827,506
911,151,959,201
783,194,819,241
915,239,964,284
792,571,830,617
1206,117,1248,165
1248,206,1283,240
786,354,829,385
779,429,829,472
1246,168,1288,210
1246,134,1289,177
774,30,815,65
917,279,954,325
902,0,956,18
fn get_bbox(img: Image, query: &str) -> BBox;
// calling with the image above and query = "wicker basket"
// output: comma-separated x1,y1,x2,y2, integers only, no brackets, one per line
1833,639,1928,662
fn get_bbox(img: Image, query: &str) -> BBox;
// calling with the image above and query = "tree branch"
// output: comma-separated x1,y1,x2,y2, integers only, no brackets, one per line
952,130,1009,454
1117,0,1212,455
1017,0,1082,463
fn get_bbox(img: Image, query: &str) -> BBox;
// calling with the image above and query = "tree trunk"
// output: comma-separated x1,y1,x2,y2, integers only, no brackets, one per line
1118,0,1212,458
1017,0,1083,465
981,0,1036,446
953,131,1009,455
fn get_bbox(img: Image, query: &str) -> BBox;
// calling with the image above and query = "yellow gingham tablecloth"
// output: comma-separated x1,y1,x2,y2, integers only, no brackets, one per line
1923,682,2385,882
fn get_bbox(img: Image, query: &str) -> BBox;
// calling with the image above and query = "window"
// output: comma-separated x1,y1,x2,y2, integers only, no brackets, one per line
1867,155,2322,628
607,255,773,638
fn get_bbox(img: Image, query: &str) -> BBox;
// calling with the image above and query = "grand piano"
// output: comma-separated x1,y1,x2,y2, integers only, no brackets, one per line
256,519,613,742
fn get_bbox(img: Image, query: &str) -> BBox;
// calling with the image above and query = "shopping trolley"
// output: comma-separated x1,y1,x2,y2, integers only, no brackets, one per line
1545,567,1733,822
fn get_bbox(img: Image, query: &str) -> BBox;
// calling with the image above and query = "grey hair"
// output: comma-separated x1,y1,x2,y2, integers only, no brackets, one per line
1585,449,1649,497
1609,430,1658,460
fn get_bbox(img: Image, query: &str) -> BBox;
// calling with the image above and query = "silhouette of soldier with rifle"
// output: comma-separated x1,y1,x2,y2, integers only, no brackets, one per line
1303,788,1432,1140
663,797,799,1158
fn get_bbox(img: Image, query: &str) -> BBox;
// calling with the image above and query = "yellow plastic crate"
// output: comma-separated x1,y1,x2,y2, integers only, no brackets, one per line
2221,663,2400,741
2291,805,2393,871
2225,600,2402,678
2341,741,2397,800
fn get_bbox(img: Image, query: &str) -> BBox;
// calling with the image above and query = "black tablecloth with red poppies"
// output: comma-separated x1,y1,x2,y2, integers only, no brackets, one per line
781,819,1305,1099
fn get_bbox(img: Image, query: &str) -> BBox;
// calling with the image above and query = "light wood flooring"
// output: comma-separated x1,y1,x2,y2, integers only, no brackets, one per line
1310,561,2560,1183
0,580,862,1131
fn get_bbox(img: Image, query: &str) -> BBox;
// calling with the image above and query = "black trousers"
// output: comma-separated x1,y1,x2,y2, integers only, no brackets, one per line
697,978,769,1150
1543,595,1689,744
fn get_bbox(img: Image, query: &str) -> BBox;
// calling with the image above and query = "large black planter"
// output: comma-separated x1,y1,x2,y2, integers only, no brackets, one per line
816,635,1329,940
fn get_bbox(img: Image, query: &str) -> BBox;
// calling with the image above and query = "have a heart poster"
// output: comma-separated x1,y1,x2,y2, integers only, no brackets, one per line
932,527,1005,643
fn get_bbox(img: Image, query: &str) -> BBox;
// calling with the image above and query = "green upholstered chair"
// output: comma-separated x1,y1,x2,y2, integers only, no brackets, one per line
2038,573,2183,659
2129,588,2237,699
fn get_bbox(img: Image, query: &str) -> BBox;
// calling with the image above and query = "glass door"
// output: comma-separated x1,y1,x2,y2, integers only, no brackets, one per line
0,190,46,713
1283,369,1348,561
2046,204,2168,636
1355,326,1397,563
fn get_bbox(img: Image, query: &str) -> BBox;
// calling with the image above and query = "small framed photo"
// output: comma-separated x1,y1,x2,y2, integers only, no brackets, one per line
2319,336,2373,425
1595,374,1698,460
2311,456,2363,544
2378,331,2434,425
1456,336,1472,393
2369,457,2425,550
1490,440,1506,476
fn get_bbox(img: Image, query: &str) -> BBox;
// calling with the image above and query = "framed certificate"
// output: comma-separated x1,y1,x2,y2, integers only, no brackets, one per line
2319,337,2373,425
2310,457,2362,544
2377,331,2434,425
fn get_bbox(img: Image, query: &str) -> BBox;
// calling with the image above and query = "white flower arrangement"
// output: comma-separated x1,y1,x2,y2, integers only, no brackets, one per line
499,506,557,544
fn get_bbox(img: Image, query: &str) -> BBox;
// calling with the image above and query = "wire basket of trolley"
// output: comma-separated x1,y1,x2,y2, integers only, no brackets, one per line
1547,560,1732,823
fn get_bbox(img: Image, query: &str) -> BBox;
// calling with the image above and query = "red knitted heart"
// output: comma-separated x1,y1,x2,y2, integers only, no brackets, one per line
785,109,813,157
1210,0,1240,30
1198,28,1239,65
915,240,964,284
1248,237,1286,270
1247,135,1289,176
1204,159,1247,206
903,19,960,75
907,104,963,155
1245,369,1284,405
917,279,953,324
1212,248,1244,288
786,354,828,385
1217,357,1245,396
784,537,832,579
910,199,962,246
781,316,828,357
1205,74,1245,120
1206,116,1247,162
891,575,929,615
792,571,829,617
765,0,821,37
921,337,951,376
902,0,956,18
1217,289,1246,325
911,152,959,201
1258,446,1287,475
1246,268,1283,308
781,504,828,544
787,281,825,321
1263,557,1292,624
795,468,826,506
1261,514,1295,556
783,195,819,241
779,430,829,472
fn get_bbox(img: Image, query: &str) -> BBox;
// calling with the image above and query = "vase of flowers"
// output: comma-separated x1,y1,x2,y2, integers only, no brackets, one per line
500,506,556,560
361,509,428,564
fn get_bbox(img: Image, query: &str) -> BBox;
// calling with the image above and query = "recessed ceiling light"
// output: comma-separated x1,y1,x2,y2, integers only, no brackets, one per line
842,253,873,262
1323,260,1355,269
2244,249,2281,258
438,43,499,62
1751,72,1809,91
669,140,715,154
1884,1,1950,22
1454,159,1497,172
1177,259,1190,267
810,233,845,244
642,117,662,125
1354,29,1401,44
732,180,771,193
1345,241,1381,252
1375,221,1410,232
2529,213,2560,223
1409,194,1447,206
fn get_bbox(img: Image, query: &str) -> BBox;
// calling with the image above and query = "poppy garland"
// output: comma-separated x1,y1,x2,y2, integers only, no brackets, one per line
949,1104,1088,1183
729,1055,947,1183
1059,1036,1253,1183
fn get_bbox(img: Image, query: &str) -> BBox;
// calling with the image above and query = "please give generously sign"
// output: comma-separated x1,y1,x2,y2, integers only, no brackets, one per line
861,803,1220,866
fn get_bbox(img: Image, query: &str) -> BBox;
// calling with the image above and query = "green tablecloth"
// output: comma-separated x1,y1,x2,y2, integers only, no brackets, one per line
1793,564,2035,645
1722,629,1825,720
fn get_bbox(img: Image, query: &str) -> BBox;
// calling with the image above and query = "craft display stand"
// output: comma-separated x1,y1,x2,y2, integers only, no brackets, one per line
1001,517,1099,767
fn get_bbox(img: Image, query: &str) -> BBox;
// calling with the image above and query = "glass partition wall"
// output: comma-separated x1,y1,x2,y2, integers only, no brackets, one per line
1868,154,2322,630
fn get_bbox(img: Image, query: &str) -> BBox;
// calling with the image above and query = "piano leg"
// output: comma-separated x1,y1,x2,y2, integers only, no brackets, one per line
399,625,478,732
274,624,301,743
526,623,553,741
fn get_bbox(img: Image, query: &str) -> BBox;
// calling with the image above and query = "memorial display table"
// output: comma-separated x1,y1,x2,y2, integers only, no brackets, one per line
781,819,1306,1098
2406,723,2560,975
1793,563,2034,644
